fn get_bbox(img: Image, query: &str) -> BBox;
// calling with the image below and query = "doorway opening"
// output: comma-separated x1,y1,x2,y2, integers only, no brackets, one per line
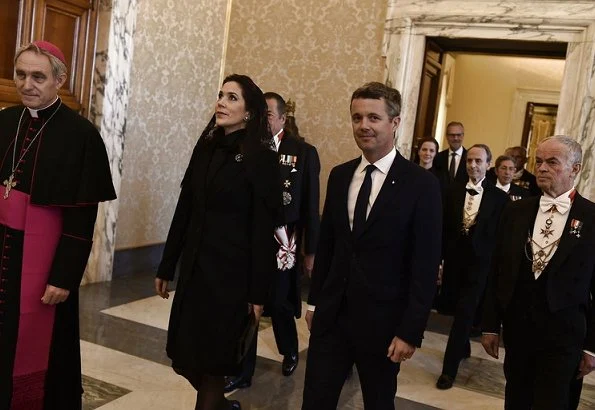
413,37,567,171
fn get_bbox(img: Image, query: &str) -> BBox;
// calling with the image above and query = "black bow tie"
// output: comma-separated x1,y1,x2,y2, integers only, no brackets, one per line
466,188,479,196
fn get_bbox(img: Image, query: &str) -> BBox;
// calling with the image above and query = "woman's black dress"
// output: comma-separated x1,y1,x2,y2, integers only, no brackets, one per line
157,129,280,375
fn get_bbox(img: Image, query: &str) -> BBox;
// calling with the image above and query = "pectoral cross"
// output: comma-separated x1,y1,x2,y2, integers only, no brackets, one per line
3,173,16,199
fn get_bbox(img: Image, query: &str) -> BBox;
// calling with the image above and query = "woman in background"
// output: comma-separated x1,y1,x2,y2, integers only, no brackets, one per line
417,138,439,170
155,74,280,410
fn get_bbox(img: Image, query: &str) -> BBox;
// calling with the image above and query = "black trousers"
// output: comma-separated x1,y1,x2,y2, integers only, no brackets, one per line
238,267,298,379
441,252,486,379
502,306,585,410
302,307,399,410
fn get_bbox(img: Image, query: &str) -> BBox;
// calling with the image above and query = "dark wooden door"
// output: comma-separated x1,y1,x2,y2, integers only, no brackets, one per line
412,39,443,159
0,0,98,116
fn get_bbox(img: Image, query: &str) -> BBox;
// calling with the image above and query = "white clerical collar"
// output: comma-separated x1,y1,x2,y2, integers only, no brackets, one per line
26,97,60,118
450,146,464,156
496,180,510,192
358,147,396,175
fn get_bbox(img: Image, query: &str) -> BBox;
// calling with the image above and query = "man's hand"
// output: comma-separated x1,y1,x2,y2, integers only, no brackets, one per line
577,353,595,378
41,285,70,305
155,278,169,299
305,310,314,331
387,336,415,363
303,254,315,278
481,334,500,359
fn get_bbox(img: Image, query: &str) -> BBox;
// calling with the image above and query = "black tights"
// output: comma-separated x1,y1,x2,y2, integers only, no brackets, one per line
176,369,229,410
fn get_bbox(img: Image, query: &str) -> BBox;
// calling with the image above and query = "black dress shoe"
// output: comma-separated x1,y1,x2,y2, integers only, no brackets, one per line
436,374,454,390
223,376,251,393
282,353,299,376
228,400,242,410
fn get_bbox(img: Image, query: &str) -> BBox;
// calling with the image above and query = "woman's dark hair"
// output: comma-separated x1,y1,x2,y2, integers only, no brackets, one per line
414,138,439,164
199,74,273,153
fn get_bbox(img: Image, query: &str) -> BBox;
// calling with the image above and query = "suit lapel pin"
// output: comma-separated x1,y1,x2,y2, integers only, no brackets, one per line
391,180,395,184
284,180,291,188
235,154,243,162
569,219,583,238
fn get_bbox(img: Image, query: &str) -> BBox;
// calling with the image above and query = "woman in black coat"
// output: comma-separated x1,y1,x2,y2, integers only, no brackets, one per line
155,74,280,410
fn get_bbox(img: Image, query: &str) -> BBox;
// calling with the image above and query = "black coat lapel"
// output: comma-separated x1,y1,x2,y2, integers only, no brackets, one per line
362,153,409,233
543,194,588,277
475,180,497,228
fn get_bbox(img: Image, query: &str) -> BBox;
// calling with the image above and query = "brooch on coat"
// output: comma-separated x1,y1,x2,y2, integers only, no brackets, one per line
235,154,243,162
569,219,583,238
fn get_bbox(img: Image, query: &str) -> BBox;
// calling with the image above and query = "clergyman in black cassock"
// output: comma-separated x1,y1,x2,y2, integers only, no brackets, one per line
0,42,116,410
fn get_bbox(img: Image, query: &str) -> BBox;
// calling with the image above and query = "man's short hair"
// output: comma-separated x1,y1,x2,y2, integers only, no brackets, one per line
351,82,401,119
264,92,286,116
468,143,492,163
540,135,582,166
495,155,515,169
505,146,527,157
14,43,67,79
446,121,464,133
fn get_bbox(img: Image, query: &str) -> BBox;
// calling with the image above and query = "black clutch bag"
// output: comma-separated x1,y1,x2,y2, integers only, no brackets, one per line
237,311,258,363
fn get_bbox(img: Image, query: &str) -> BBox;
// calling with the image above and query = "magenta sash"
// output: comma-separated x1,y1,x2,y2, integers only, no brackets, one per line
0,188,62,409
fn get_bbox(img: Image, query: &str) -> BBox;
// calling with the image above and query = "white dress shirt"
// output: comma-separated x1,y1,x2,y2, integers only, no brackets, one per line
495,180,511,193
273,128,284,152
463,178,485,229
531,186,574,279
347,148,396,230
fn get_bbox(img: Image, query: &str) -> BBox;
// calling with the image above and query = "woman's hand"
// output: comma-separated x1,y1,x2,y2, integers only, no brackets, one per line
155,278,170,299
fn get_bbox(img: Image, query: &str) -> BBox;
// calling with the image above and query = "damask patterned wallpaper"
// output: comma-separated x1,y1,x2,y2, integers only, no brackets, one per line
115,0,387,249
115,0,229,248
225,0,387,205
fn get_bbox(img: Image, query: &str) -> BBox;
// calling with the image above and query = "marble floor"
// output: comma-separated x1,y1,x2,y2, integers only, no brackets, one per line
78,270,595,409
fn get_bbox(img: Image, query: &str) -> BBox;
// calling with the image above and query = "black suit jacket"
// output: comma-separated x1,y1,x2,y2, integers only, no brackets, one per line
308,151,442,351
442,179,509,266
274,135,320,317
438,179,508,313
434,148,468,190
507,183,530,200
277,135,320,254
482,194,595,351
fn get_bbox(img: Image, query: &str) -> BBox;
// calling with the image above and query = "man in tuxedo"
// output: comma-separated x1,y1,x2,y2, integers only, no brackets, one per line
225,92,320,392
482,135,595,409
434,121,468,190
494,155,530,200
302,82,442,409
436,144,508,390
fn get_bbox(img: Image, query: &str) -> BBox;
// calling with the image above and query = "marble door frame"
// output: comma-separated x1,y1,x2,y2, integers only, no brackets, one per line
382,0,595,198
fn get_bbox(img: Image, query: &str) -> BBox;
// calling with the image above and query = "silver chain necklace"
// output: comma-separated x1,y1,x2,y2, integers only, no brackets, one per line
3,101,62,199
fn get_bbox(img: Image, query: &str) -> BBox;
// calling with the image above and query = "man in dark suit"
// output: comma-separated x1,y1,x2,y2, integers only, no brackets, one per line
433,121,468,190
482,135,595,409
225,93,320,392
436,144,508,390
302,82,442,409
493,155,530,200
